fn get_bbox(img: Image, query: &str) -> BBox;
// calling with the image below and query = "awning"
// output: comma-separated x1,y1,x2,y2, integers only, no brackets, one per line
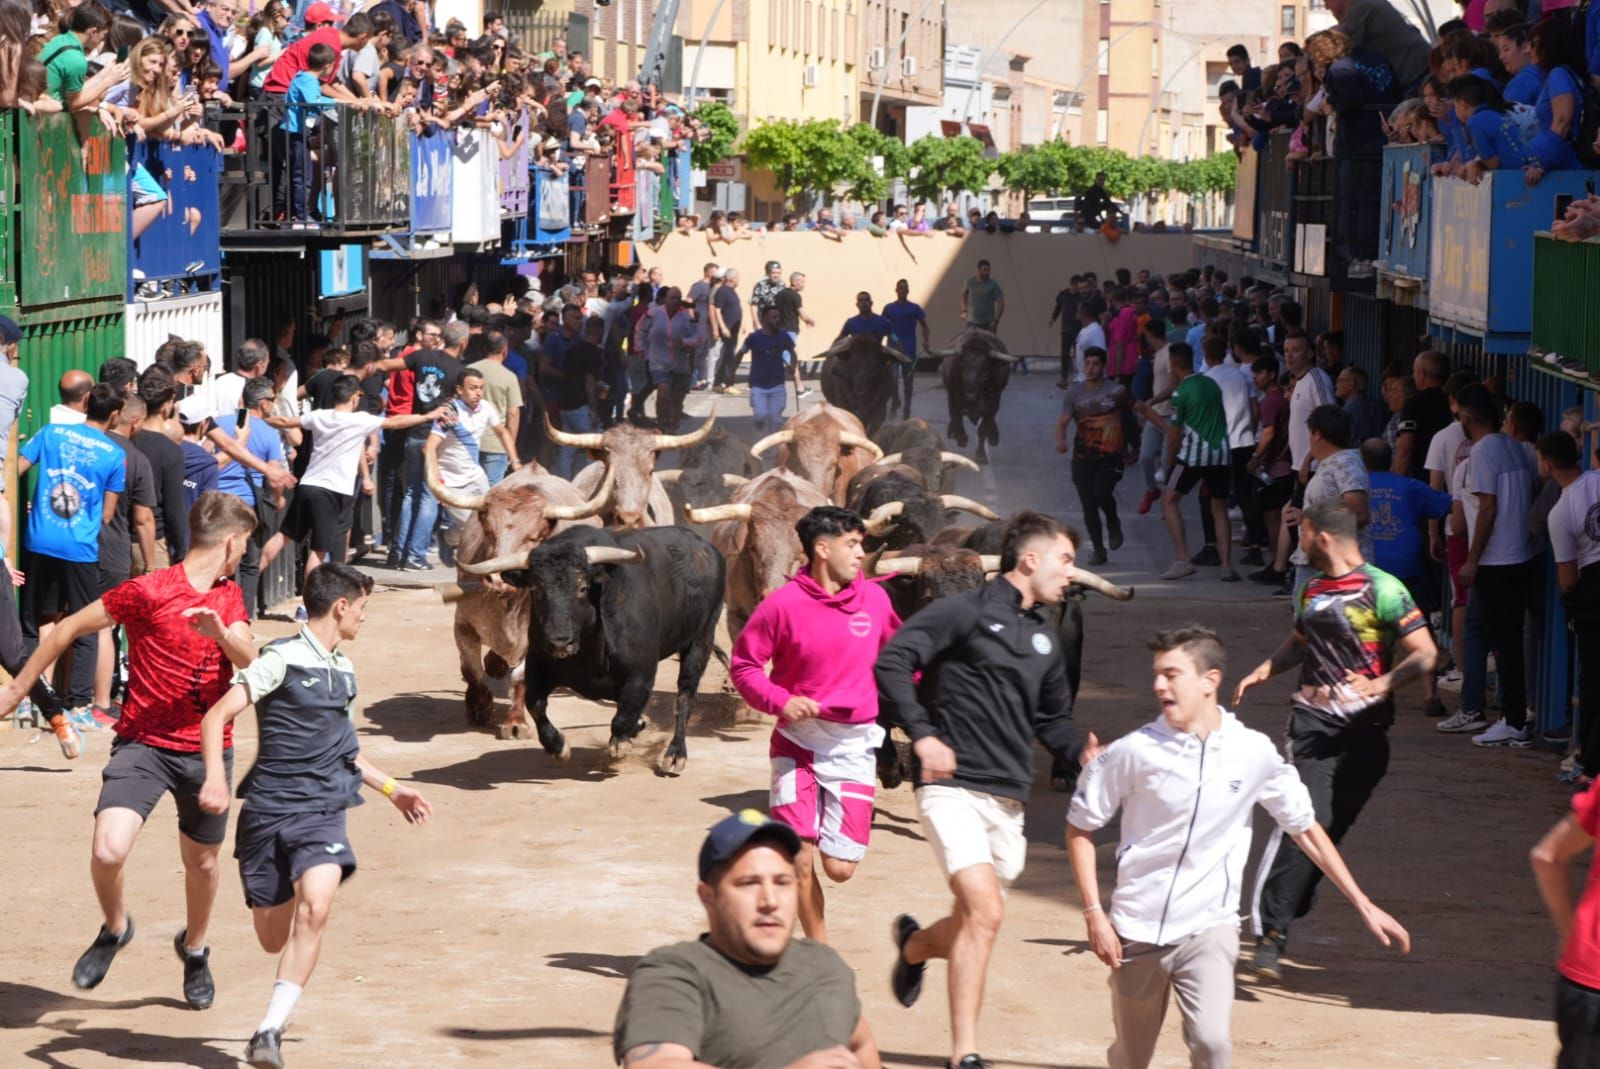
968,122,995,147
940,119,962,137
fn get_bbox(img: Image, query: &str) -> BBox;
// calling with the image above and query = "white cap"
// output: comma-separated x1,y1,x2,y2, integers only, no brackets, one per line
177,393,215,425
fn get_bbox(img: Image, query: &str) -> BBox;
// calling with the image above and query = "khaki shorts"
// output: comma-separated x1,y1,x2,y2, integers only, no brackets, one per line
916,783,1027,884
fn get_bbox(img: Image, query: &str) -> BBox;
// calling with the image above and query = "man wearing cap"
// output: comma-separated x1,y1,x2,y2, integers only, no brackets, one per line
750,260,786,321
613,809,881,1069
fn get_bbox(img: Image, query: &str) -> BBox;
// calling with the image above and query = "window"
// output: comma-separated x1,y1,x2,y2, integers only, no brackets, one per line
1096,108,1108,144
1152,40,1160,77
1280,5,1295,35
1098,38,1110,75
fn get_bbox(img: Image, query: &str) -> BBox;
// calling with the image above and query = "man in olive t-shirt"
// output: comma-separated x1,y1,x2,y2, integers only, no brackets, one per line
613,810,881,1069
467,331,522,486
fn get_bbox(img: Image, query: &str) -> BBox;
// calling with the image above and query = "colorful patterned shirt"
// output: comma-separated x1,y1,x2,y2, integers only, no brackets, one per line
1292,564,1426,727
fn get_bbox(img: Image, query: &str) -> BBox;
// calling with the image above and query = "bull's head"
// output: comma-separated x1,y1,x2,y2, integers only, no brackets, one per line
465,540,643,659
687,478,818,599
751,416,883,497
862,491,999,551
546,413,717,528
872,548,1001,614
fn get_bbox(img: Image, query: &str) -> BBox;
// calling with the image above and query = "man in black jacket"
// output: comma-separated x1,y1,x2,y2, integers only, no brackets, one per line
875,510,1099,1069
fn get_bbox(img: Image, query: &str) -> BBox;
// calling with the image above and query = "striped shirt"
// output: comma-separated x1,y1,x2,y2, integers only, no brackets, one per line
1171,373,1230,468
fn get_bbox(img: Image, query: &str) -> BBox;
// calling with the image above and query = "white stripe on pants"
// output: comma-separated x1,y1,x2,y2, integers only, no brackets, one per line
1107,922,1238,1069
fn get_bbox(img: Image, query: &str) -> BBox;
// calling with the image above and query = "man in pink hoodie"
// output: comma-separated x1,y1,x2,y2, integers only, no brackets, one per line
730,506,902,943
1106,287,1141,386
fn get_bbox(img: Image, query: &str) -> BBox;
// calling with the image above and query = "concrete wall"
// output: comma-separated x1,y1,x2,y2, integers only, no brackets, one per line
638,230,1195,356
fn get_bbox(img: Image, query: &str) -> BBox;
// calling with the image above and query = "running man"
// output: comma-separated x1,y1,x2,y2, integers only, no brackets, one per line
1531,777,1600,1069
1069,625,1410,1069
1233,498,1436,979
197,562,431,1069
730,506,900,943
883,279,930,419
875,510,1098,1069
732,304,800,434
1055,346,1137,566
0,491,261,1009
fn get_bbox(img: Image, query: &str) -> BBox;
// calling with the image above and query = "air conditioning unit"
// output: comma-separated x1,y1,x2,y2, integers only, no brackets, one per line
901,55,917,77
803,63,820,87
869,46,886,69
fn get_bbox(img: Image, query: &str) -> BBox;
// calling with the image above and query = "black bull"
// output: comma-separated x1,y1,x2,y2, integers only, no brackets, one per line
820,334,912,436
493,525,727,774
932,330,1018,465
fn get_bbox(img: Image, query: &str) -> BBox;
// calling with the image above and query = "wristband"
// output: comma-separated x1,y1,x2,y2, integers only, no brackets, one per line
1082,903,1103,915
380,777,397,797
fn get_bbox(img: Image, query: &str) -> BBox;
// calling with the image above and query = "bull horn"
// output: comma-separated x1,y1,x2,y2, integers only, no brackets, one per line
685,502,753,524
584,545,643,566
940,494,1000,521
544,413,605,451
871,555,922,576
986,351,1022,365
425,449,487,512
750,429,794,458
884,342,914,365
721,473,750,488
864,500,905,535
544,465,614,521
979,554,1002,573
924,346,959,358
941,451,982,473
838,432,885,460
877,451,904,467
655,468,684,485
650,411,717,452
1075,567,1136,602
460,551,531,577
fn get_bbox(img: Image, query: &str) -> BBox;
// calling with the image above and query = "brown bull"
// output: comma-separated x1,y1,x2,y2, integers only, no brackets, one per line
427,459,610,739
750,403,883,504
545,413,717,528
684,469,833,645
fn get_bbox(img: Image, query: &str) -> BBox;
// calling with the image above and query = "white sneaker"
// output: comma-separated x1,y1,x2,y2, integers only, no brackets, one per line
1437,708,1488,733
1472,720,1532,748
1436,669,1463,692
1160,561,1197,580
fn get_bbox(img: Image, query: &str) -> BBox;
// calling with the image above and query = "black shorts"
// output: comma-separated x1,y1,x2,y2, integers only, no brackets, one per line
1257,474,1295,512
235,808,357,908
22,553,99,619
98,565,131,597
97,736,233,844
1168,461,1230,498
284,484,354,561
1401,569,1441,616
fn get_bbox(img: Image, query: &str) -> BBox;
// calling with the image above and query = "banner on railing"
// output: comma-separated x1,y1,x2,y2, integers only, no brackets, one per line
451,128,501,245
21,115,126,306
127,140,221,298
1232,148,1259,245
410,129,453,235
1428,177,1491,331
1378,143,1442,282
499,110,531,219
535,167,571,239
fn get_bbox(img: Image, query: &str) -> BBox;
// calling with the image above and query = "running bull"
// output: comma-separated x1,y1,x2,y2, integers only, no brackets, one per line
547,413,719,528
816,332,913,436
924,328,1020,465
750,403,883,504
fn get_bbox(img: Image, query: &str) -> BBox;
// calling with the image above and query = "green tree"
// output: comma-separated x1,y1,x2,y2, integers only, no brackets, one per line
690,101,740,170
995,144,1067,202
843,123,909,204
742,119,866,210
905,135,993,205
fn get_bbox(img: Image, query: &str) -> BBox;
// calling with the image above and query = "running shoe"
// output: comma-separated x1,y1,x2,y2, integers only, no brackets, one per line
1436,669,1464,692
90,705,119,728
1252,933,1285,981
1190,546,1221,566
1472,720,1532,748
1437,708,1488,734
174,928,215,1009
890,914,925,1008
1160,561,1196,580
797,387,814,398
73,918,134,989
1107,525,1124,551
1088,547,1108,566
69,706,100,733
1137,490,1158,515
950,1057,993,1069
245,1028,285,1068
1248,567,1285,585
1239,547,1265,568
50,714,82,759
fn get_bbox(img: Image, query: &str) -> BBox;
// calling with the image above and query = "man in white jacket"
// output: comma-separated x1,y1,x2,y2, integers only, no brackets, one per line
1066,625,1410,1069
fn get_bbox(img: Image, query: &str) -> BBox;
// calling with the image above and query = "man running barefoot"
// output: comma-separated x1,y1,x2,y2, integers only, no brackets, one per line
0,491,260,1008
1068,625,1410,1069
874,510,1099,1069
730,507,900,943
198,562,430,1068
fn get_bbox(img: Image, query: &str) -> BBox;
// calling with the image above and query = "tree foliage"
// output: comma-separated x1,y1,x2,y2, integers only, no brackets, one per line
843,123,909,203
690,101,740,170
906,135,993,205
742,119,866,209
991,142,1238,201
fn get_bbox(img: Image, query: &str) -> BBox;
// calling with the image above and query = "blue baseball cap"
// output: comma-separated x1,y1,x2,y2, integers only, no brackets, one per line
0,315,19,344
697,809,801,881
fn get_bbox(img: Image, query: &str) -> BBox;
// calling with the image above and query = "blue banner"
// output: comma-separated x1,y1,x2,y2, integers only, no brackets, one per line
410,129,453,235
127,139,221,299
319,244,365,297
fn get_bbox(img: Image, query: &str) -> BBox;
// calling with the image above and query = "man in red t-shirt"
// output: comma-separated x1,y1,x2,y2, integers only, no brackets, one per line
260,9,371,96
0,492,260,1010
1534,779,1600,1067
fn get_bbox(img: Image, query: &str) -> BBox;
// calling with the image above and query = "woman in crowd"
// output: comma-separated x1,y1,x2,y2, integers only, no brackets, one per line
1526,17,1588,181
239,0,287,101
1453,75,1534,182
1308,27,1400,273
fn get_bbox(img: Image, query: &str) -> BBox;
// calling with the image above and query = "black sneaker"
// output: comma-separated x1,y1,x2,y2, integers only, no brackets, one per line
73,917,134,989
951,1056,993,1068
1190,545,1221,566
1107,525,1124,551
1252,932,1285,981
1425,697,1448,718
246,1028,285,1068
890,914,925,1008
1239,547,1265,567
174,928,215,1010
1248,566,1284,585
1088,547,1108,566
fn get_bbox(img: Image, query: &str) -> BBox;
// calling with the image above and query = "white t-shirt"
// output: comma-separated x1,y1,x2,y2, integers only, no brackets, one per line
1468,432,1536,566
1202,361,1258,449
339,43,380,93
1549,470,1600,569
1151,345,1174,417
1073,320,1107,384
48,403,86,426
207,372,248,418
1287,367,1334,469
1424,419,1466,486
430,399,502,486
298,409,384,494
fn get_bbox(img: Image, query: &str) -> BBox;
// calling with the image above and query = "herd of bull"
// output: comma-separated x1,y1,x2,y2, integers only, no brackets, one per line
422,331,1133,786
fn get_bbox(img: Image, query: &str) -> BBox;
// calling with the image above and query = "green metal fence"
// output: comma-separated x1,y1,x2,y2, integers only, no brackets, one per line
13,311,125,442
1530,233,1592,370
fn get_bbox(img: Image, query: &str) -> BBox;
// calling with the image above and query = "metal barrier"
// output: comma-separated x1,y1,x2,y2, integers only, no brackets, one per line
450,127,501,245
127,140,221,300
1257,132,1295,273
1291,156,1336,279
1531,233,1600,373
1232,146,1259,246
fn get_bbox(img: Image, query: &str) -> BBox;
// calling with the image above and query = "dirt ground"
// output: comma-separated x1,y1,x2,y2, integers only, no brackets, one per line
0,380,1576,1068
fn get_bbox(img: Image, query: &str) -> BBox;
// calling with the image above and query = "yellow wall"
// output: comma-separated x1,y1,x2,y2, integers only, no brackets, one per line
742,0,859,125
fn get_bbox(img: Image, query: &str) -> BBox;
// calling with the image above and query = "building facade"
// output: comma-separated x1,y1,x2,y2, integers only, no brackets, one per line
858,0,946,139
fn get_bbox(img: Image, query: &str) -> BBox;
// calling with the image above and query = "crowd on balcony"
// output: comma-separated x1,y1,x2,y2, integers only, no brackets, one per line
0,0,716,239
1217,0,1600,274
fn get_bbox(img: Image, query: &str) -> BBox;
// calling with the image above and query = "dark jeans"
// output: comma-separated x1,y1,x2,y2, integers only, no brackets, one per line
1477,559,1532,729
713,335,743,388
0,565,63,718
1071,455,1123,551
1256,708,1390,941
891,363,915,414
1059,330,1077,383
1339,156,1383,263
1232,446,1268,547
1198,484,1218,547
1558,974,1600,1069
288,131,312,221
378,430,407,550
